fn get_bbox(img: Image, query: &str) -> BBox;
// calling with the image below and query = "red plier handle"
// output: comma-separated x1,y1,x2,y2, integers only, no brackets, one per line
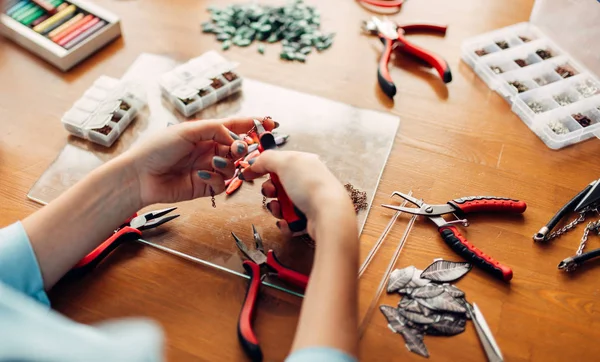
256,125,308,233
357,0,404,12
266,250,309,289
441,197,527,282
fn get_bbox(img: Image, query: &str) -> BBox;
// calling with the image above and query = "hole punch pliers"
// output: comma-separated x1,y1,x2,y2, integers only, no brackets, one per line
363,17,452,98
232,225,309,362
70,207,179,275
382,192,527,281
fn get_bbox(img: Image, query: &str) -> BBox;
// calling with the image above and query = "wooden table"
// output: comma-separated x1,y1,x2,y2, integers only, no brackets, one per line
2,0,600,360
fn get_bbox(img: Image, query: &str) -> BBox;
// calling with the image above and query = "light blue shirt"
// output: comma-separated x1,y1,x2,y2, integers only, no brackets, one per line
0,222,356,362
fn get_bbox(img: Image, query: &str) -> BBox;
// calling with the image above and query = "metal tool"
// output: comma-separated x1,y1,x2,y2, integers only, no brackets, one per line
469,303,504,362
382,193,528,281
253,118,307,233
233,225,309,362
358,195,411,277
558,219,600,271
70,207,179,275
534,178,600,242
359,191,417,338
363,17,452,98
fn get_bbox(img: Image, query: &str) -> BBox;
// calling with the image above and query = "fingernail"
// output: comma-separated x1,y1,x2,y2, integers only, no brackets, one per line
198,171,211,180
274,121,280,129
229,130,241,140
276,221,281,229
261,187,267,197
238,171,246,181
237,143,246,154
213,156,228,169
266,202,272,212
248,158,256,165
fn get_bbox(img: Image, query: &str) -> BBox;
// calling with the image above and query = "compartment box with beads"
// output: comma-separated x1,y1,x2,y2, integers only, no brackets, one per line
461,0,600,149
61,75,147,147
159,51,243,118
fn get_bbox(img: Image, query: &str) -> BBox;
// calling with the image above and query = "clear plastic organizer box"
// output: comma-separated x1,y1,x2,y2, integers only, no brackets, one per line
461,0,600,149
159,51,243,117
61,76,147,147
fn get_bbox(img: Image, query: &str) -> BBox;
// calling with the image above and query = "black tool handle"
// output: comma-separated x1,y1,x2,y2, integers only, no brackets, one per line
238,261,263,362
558,248,600,270
377,37,397,98
534,184,592,242
439,226,513,281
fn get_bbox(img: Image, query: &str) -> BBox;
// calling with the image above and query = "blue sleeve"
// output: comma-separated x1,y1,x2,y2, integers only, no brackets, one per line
0,221,49,306
285,347,357,362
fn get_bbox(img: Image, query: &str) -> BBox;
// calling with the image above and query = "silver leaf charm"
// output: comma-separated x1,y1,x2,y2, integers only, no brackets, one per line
426,315,467,336
408,268,431,287
443,284,466,298
397,308,437,325
379,305,408,333
400,328,430,358
420,260,472,282
387,266,416,293
411,284,445,298
417,293,467,314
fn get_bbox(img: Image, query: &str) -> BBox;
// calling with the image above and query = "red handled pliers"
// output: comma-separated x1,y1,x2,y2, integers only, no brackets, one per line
363,17,452,98
356,0,405,13
232,225,309,362
382,193,527,281
70,207,179,275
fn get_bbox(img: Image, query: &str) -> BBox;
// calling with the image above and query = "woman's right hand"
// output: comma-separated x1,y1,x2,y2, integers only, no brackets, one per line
240,150,356,237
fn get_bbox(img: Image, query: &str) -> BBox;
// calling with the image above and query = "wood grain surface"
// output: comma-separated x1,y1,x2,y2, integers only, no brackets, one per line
1,0,599,361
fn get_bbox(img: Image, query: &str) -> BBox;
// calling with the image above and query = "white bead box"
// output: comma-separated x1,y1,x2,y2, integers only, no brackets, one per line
159,51,243,118
462,22,600,150
61,75,147,147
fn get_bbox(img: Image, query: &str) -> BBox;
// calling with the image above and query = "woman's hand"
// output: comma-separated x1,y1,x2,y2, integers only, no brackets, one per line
240,150,355,238
123,117,275,207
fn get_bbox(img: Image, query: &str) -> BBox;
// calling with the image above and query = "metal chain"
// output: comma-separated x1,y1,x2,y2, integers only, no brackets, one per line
576,220,600,255
546,212,588,241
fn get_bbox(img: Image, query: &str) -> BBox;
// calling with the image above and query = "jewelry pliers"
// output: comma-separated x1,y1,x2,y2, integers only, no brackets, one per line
382,192,527,281
363,17,452,98
232,225,309,362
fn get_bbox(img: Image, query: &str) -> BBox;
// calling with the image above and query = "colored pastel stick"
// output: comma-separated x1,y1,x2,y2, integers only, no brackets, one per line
31,14,49,26
51,14,91,42
14,4,39,22
48,13,83,38
64,20,106,49
6,1,28,17
22,8,45,25
11,3,34,19
40,11,74,34
57,16,99,46
49,0,62,5
33,4,75,33
56,3,67,11
31,0,55,13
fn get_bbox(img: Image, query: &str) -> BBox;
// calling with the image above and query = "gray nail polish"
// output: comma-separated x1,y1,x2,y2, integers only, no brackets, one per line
238,172,246,181
198,171,211,180
237,143,246,153
248,158,256,165
274,121,280,129
213,156,228,169
229,130,241,140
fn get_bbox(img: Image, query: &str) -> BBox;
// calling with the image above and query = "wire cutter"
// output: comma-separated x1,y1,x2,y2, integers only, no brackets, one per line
232,225,309,362
382,192,527,281
253,119,307,233
71,207,179,275
363,16,452,98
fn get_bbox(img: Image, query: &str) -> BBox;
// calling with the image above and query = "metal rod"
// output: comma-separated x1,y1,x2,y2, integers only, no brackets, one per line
358,207,417,338
358,192,412,278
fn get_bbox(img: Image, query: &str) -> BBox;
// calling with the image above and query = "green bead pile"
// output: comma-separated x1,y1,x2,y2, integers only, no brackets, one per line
201,0,334,62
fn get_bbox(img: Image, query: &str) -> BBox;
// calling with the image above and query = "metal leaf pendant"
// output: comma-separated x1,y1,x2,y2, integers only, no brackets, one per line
420,260,472,282
380,305,408,332
397,308,437,325
408,268,431,288
411,284,445,298
400,328,430,358
399,298,423,314
398,287,414,295
417,293,467,314
387,266,416,293
399,296,414,308
443,284,465,298
427,314,467,336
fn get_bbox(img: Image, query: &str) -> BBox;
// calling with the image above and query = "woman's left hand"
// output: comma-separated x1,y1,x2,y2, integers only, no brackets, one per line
124,117,275,207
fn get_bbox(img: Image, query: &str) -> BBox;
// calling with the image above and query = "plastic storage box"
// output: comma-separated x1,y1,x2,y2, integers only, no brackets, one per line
461,0,600,149
61,76,146,147
159,51,243,117
1,0,121,71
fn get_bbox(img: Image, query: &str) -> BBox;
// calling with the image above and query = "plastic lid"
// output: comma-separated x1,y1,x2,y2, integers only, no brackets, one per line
530,0,600,76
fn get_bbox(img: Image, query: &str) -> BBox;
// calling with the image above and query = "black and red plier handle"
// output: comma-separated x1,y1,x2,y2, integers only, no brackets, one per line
383,195,527,282
368,18,452,98
69,207,179,276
